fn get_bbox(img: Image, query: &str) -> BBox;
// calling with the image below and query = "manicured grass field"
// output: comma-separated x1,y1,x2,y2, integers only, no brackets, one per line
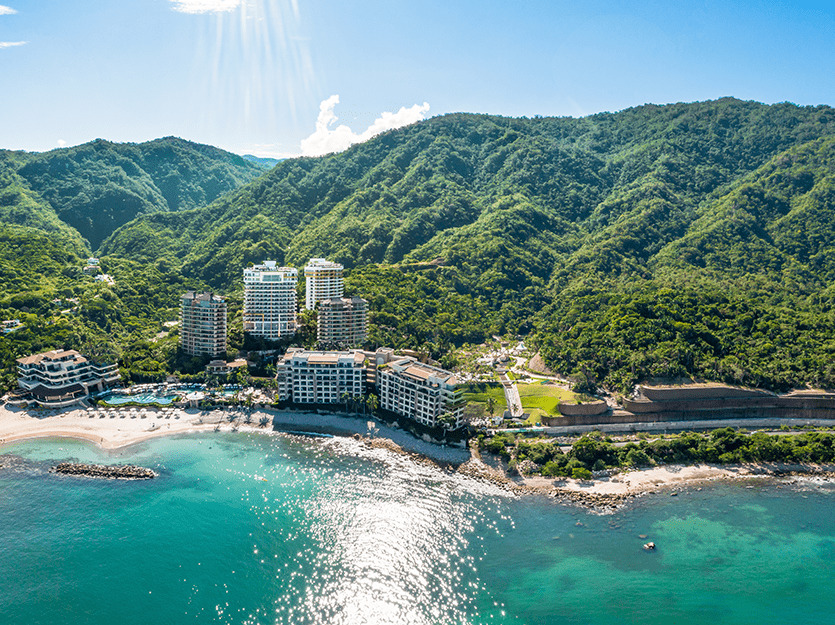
517,382,577,415
463,381,577,425
462,385,507,412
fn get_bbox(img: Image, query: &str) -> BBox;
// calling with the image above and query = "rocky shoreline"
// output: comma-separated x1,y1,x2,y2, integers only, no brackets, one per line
50,462,158,480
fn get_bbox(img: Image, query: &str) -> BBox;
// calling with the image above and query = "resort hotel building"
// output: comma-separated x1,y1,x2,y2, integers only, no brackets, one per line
378,356,465,428
14,349,120,407
180,291,227,357
273,347,463,428
317,296,369,347
275,348,365,404
243,261,298,341
304,258,344,310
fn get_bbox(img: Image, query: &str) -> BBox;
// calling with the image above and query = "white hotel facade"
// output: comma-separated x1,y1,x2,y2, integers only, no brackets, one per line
377,357,465,428
275,348,365,404
15,349,120,407
304,258,344,310
243,261,298,341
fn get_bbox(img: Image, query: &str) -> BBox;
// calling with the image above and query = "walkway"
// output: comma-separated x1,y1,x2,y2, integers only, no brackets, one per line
499,373,524,418
496,417,835,436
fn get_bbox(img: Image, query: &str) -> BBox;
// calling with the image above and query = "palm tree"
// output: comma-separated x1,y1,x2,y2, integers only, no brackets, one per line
365,394,379,415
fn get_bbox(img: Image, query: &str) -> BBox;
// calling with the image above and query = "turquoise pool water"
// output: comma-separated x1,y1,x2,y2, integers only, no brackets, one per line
101,393,178,406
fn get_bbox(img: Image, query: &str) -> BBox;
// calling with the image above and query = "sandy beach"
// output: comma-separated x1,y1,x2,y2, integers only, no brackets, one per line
523,464,746,495
0,403,252,449
0,402,471,465
3,403,833,511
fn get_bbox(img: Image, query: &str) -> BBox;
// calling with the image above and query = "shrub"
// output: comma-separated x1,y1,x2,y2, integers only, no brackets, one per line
571,467,593,480
624,448,654,467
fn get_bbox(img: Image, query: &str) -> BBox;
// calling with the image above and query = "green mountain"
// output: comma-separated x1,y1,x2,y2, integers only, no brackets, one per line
0,137,262,389
242,154,283,169
3,98,835,393
8,137,264,248
99,98,835,391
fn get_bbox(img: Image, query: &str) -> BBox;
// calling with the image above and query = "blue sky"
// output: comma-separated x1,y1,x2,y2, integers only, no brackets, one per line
0,0,833,157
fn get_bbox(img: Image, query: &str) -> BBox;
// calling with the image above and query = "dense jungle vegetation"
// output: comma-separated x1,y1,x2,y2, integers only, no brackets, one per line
1,98,835,392
480,428,835,478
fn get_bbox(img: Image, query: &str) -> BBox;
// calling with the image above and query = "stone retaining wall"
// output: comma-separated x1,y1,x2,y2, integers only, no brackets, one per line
542,393,835,427
557,400,608,416
639,384,771,401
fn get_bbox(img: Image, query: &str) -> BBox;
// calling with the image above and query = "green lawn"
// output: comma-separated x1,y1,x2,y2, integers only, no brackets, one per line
517,382,577,416
462,381,577,424
462,385,507,414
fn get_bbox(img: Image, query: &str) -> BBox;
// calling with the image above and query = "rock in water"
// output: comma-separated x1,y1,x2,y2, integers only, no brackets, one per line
50,463,157,480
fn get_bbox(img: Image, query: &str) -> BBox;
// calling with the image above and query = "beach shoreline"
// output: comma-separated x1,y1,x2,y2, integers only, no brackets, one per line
3,403,834,511
0,403,470,464
454,444,835,511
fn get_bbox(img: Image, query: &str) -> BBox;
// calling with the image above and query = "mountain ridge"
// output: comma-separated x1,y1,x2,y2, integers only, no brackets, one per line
1,136,264,249
2,98,835,392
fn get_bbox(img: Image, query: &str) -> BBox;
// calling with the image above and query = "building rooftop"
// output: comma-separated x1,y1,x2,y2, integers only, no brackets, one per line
16,349,85,366
182,291,225,303
304,258,343,271
384,357,459,386
246,261,297,274
281,349,365,365
319,296,368,306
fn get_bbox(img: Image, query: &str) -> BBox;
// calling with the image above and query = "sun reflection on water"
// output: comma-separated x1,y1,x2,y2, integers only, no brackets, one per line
232,434,513,624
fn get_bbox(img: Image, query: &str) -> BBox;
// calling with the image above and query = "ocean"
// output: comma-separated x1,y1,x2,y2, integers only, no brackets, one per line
1,431,834,625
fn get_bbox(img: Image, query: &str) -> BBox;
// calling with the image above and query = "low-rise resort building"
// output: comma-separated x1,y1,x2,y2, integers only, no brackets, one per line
275,348,365,404
14,349,120,407
273,348,463,428
205,359,249,377
378,357,465,428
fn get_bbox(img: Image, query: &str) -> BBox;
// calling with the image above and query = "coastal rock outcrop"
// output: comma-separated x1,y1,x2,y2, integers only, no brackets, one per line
50,462,157,480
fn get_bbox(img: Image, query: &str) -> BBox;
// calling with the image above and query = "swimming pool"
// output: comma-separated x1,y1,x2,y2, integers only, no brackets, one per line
101,393,179,406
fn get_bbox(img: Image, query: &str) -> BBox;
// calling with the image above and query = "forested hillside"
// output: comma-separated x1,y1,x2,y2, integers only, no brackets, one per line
3,137,264,248
0,137,262,389
96,98,835,392
2,98,835,393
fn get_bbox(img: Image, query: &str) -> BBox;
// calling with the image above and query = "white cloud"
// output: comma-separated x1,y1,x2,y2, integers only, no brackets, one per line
0,5,17,15
0,41,25,48
300,95,430,157
57,139,67,148
170,0,241,14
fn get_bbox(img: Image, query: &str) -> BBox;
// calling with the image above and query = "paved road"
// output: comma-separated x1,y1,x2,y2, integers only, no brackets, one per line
495,417,835,437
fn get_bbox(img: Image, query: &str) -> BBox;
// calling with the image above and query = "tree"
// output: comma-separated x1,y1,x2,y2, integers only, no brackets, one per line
437,412,459,430
486,395,496,417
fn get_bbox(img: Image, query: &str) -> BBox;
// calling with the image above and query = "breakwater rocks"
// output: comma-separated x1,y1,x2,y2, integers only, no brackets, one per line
545,488,633,513
50,462,157,480
352,433,450,471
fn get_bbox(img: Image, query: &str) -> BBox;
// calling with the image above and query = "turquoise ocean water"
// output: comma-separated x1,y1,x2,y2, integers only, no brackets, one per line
1,431,834,625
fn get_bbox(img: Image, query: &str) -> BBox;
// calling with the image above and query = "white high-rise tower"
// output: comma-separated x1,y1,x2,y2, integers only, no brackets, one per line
304,258,344,310
243,261,298,341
